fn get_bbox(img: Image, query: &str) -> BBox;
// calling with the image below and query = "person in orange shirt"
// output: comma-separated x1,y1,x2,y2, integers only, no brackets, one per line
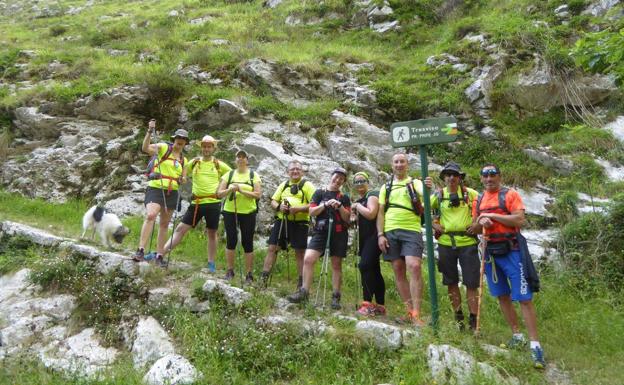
470,163,545,369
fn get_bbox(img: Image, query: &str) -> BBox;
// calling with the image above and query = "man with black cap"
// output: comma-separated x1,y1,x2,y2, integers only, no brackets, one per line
427,161,480,330
132,120,188,267
287,167,351,309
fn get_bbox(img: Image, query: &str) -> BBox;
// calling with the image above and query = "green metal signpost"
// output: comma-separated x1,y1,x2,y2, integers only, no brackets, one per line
390,117,458,330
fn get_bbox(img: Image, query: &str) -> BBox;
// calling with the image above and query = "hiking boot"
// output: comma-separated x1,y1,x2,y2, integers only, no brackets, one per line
224,269,235,281
287,287,309,303
455,310,465,331
373,304,386,316
501,334,527,349
207,261,216,273
245,272,254,284
154,254,168,268
132,248,145,262
260,271,270,287
469,313,477,331
530,346,546,369
331,292,341,310
296,275,303,290
357,301,375,316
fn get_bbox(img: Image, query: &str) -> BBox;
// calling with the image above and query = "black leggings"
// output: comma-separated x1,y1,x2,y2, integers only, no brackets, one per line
223,212,256,253
358,235,385,305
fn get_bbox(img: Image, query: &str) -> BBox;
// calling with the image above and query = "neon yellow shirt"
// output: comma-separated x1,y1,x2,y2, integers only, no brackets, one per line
147,143,187,191
187,158,231,204
221,170,261,214
271,179,315,222
379,177,423,233
430,187,479,247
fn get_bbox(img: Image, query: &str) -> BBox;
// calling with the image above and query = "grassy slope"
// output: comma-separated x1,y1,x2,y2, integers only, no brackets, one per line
1,191,624,385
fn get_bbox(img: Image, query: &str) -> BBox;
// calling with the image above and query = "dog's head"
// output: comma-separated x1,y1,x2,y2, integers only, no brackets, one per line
113,226,130,244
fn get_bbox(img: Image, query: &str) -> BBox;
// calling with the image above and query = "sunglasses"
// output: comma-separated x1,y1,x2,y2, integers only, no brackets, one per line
353,179,368,185
480,169,499,176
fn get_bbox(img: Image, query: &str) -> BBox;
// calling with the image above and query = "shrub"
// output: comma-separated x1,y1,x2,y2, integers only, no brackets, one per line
559,194,624,292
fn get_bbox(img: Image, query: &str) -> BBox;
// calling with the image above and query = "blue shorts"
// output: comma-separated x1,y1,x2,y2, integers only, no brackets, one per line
485,249,533,302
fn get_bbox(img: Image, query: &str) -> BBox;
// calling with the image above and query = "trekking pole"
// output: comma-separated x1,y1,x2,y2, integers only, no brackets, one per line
475,227,488,336
284,202,290,284
314,208,334,309
353,218,360,311
232,189,244,286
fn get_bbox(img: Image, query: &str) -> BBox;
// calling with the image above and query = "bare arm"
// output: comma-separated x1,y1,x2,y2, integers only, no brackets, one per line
354,196,379,221
473,209,525,231
217,179,235,199
239,180,262,199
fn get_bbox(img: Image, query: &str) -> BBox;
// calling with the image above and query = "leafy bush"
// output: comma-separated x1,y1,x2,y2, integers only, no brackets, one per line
559,194,624,292
571,23,624,82
0,48,21,80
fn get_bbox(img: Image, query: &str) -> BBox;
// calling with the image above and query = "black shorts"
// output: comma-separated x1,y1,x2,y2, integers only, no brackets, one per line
181,202,221,229
306,230,348,258
144,187,179,210
437,244,480,288
267,219,309,250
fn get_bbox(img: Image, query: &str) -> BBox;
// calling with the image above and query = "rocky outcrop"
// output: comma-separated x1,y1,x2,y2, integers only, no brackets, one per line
202,279,252,306
523,148,574,175
510,63,617,111
352,0,401,33
355,320,413,350
428,344,516,385
582,0,621,17
182,99,247,132
143,354,201,385
73,86,150,122
132,317,176,368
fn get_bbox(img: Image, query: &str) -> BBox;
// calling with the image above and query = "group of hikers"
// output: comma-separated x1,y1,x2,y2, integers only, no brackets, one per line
129,120,545,369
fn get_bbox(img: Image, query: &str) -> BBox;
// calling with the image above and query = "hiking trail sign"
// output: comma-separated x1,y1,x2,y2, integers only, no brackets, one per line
389,116,459,332
390,117,458,147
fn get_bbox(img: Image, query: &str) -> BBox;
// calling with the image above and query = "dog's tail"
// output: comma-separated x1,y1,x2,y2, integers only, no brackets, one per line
93,206,105,223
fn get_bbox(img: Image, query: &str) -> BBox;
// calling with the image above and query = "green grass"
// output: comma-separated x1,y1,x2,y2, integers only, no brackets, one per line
1,190,624,384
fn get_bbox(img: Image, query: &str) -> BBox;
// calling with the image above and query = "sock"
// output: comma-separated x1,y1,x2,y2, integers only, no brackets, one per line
530,341,541,349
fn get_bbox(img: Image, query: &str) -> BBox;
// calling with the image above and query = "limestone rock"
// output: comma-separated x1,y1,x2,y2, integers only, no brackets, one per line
73,86,149,122
13,107,63,139
263,0,283,8
511,64,617,111
183,99,247,132
148,287,174,307
40,328,119,378
0,221,67,246
131,317,176,368
143,354,201,385
523,148,573,175
428,344,513,385
202,279,251,306
355,320,404,350
604,116,624,143
583,0,621,17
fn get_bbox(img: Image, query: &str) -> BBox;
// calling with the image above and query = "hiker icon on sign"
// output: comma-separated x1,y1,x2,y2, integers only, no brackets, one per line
393,126,409,143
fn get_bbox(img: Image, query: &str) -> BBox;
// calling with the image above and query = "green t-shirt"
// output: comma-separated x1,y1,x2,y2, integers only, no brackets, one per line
221,170,261,214
147,143,187,191
187,158,231,204
271,179,315,222
430,187,479,247
379,177,423,233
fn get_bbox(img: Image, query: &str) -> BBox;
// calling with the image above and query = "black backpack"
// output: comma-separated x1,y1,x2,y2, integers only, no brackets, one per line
279,179,310,203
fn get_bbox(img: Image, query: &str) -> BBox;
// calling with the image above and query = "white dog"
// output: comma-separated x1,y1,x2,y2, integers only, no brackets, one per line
81,205,130,248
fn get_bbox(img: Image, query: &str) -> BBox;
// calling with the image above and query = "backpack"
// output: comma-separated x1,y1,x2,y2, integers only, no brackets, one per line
279,179,310,204
190,157,222,176
226,169,259,213
475,187,510,216
144,142,185,177
383,177,424,216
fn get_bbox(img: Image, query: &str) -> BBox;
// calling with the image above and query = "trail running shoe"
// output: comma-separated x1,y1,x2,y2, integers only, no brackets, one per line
373,304,386,316
501,334,527,349
531,346,546,369
245,272,254,284
331,292,341,310
287,288,309,303
455,310,465,331
132,248,145,262
224,269,235,281
260,271,270,287
469,313,477,331
144,252,157,261
207,261,216,273
357,301,375,316
154,255,168,268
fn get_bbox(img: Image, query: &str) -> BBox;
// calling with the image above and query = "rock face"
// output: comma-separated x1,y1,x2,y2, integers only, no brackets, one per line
183,99,247,132
510,63,617,111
